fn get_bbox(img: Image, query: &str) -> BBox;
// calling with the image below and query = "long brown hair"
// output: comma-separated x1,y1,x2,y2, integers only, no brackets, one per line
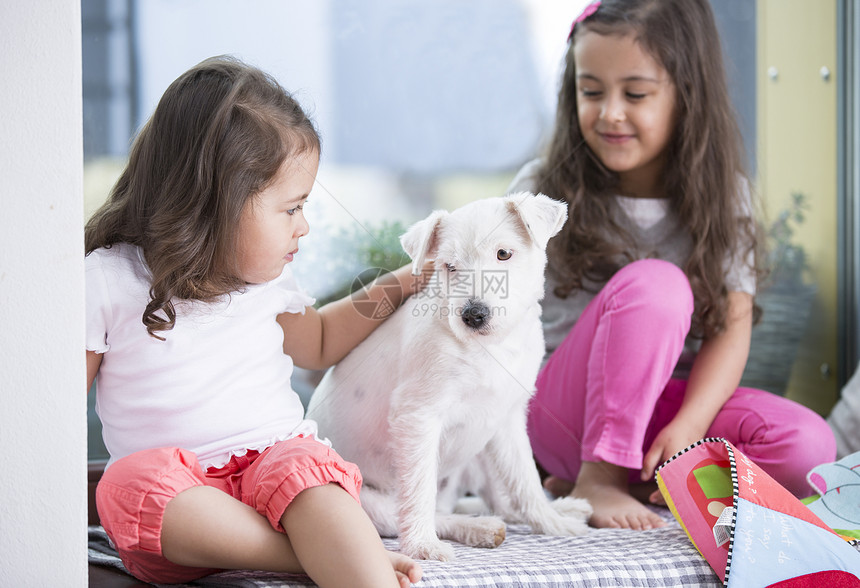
537,0,761,338
85,56,320,339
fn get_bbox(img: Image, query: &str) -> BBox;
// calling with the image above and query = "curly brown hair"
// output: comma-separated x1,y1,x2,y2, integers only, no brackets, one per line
85,56,320,339
536,0,761,339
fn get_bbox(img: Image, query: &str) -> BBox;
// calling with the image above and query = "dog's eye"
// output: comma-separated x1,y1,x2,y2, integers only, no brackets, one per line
445,263,457,272
497,249,513,261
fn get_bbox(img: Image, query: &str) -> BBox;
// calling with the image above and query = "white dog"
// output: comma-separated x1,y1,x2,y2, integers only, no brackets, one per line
306,192,591,561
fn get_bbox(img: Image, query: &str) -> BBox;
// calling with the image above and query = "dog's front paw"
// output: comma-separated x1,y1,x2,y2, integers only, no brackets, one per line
460,515,506,548
399,536,456,562
436,513,506,549
551,496,593,521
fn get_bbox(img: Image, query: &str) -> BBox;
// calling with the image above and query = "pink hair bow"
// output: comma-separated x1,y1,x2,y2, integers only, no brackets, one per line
569,0,601,38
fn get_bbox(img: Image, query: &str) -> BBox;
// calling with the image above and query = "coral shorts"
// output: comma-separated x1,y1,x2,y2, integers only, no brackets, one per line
95,436,362,584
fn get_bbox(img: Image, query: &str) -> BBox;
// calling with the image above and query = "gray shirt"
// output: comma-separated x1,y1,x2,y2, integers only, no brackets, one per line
508,160,756,377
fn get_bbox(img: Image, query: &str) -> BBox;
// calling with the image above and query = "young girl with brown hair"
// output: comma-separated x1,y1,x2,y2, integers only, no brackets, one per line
86,56,422,587
511,0,835,530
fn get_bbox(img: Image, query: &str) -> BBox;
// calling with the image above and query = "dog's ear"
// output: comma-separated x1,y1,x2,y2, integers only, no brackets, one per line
400,210,448,275
506,192,568,250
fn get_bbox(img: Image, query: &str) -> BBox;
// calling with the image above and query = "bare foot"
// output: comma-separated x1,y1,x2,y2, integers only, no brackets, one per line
572,461,666,530
388,551,423,587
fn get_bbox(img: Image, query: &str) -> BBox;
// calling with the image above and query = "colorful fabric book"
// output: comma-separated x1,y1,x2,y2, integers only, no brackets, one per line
656,438,860,587
805,449,860,542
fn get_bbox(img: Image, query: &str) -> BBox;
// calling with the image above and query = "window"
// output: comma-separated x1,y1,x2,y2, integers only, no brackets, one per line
85,1,855,462
83,0,589,460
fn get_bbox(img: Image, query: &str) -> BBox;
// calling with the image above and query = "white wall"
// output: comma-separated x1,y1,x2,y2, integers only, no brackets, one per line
0,2,87,585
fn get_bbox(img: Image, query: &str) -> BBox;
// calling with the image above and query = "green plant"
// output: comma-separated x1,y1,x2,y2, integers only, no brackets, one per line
743,192,816,395
350,220,411,273
765,191,810,286
304,220,411,306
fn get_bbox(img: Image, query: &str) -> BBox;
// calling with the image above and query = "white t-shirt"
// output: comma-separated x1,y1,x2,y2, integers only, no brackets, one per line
86,242,321,469
508,159,756,377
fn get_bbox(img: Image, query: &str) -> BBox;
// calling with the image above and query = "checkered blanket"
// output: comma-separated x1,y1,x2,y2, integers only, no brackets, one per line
89,509,723,587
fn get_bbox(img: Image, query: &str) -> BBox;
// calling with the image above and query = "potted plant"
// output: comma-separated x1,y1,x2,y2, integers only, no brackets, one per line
762,191,812,290
741,192,816,395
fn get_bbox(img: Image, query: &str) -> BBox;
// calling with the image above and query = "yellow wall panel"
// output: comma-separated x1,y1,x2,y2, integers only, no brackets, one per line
757,0,838,414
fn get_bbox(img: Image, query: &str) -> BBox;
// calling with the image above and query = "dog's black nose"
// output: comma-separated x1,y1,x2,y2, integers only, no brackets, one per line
461,301,490,330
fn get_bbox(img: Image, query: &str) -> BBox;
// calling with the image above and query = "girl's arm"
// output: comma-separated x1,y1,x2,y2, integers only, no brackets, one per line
278,263,431,371
86,349,102,393
641,290,753,480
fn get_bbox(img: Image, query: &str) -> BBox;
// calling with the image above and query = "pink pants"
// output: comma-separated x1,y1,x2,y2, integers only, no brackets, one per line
527,259,835,497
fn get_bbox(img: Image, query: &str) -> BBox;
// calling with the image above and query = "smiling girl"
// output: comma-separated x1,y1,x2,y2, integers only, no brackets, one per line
510,0,835,530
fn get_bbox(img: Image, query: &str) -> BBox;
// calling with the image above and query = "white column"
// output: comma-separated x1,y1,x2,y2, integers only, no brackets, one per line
0,1,87,584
